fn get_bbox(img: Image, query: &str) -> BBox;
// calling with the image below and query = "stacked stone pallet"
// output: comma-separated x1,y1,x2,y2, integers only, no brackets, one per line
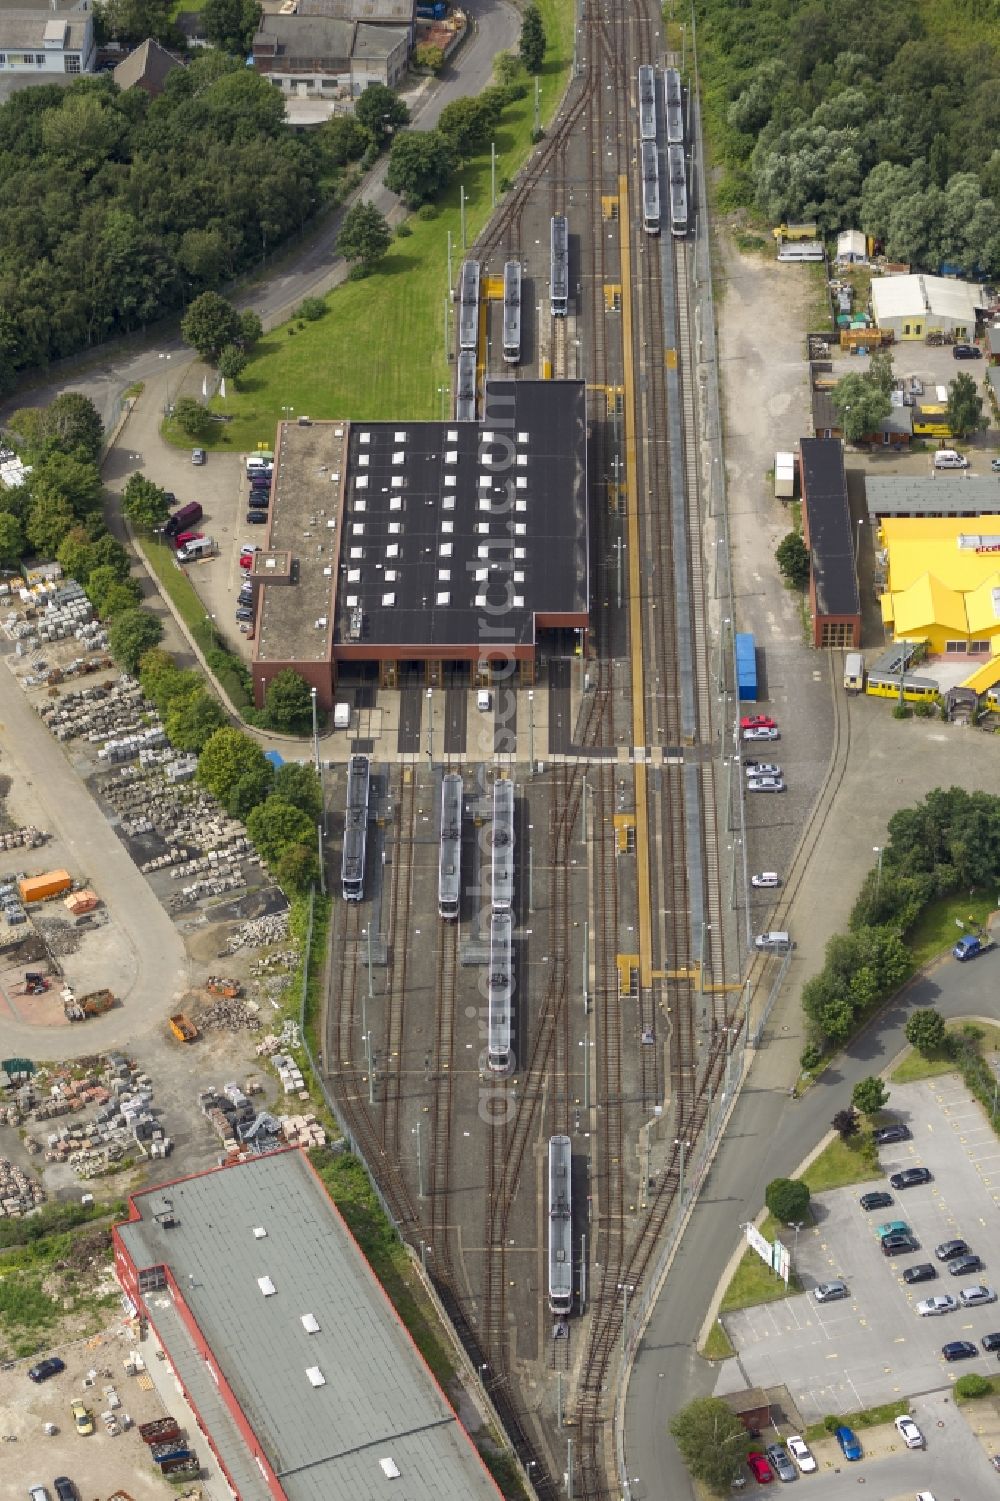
0,1157,45,1216
197,995,262,1032
226,912,290,954
0,826,45,850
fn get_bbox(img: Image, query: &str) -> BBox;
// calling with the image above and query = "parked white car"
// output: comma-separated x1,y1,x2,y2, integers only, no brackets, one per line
785,1435,816,1473
894,1414,924,1449
751,872,780,888
744,762,781,778
916,1294,956,1316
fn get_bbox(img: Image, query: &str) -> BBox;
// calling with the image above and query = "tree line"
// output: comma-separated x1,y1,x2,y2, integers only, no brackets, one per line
700,0,1000,273
0,55,341,388
801,786,1000,1058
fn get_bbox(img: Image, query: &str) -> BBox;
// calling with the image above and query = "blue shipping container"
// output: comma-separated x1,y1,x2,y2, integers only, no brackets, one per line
735,632,757,702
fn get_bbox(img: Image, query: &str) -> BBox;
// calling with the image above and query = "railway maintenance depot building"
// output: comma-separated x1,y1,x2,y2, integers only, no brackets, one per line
251,380,589,709
113,1149,505,1501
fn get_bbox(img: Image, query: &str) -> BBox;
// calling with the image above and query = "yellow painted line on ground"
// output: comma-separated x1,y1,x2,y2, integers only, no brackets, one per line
664,349,677,369
618,174,652,989
483,275,504,300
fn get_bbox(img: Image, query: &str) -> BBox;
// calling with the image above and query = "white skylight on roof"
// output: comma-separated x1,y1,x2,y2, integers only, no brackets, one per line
475,593,486,605
476,523,490,535
359,432,370,444
392,451,405,465
386,542,399,557
475,567,488,581
440,541,453,555
350,547,362,559
356,475,369,489
385,569,398,584
516,476,527,489
301,1314,320,1334
436,591,450,605
447,429,458,442
441,521,453,534
438,568,451,581
345,593,358,606
443,495,455,509
516,454,528,467
253,1227,267,1240
515,523,526,534
390,496,402,511
517,431,529,443
478,545,490,558
445,450,458,465
389,521,401,534
347,569,360,582
513,595,524,606
306,1367,326,1388
478,498,492,511
479,474,491,489
515,546,526,559
444,475,456,487
382,592,395,607
355,499,367,513
352,523,364,536
394,431,407,442
358,453,370,466
379,1459,401,1480
516,500,527,512
391,476,403,489
258,1276,276,1297
514,570,525,582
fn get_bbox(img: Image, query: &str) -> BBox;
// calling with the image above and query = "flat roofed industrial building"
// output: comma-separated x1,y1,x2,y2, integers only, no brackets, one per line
251,380,589,707
799,437,861,649
866,475,1000,522
113,1150,503,1501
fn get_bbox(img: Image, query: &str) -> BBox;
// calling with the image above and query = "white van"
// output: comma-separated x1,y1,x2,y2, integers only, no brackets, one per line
754,930,790,951
246,454,272,475
334,703,351,730
178,536,214,561
933,449,968,470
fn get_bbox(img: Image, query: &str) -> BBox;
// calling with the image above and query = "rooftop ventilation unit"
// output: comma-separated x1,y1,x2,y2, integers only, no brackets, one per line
306,1366,326,1387
252,1226,267,1240
301,1313,320,1334
258,1276,276,1297
297,416,312,425
379,1459,401,1480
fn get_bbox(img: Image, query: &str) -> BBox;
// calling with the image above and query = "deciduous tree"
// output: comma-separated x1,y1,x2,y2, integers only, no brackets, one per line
946,373,986,439
832,1107,860,1140
669,1398,749,1494
519,4,545,73
108,608,163,673
852,1075,889,1117
172,398,215,441
203,0,263,54
181,292,242,364
905,1008,947,1057
120,473,171,531
337,202,392,272
765,1177,811,1224
261,669,315,732
355,82,409,145
386,130,455,206
273,761,323,821
276,841,319,895
197,727,273,805
164,686,227,752
246,798,314,866
0,512,24,564
775,532,810,588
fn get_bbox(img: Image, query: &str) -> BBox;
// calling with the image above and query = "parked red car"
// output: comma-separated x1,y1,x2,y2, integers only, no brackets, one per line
740,715,776,731
747,1452,773,1484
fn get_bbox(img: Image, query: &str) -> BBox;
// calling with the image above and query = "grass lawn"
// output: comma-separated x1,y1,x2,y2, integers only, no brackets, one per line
801,1134,880,1193
719,1215,802,1313
173,0,574,454
905,892,994,971
892,1020,1000,1084
804,261,834,332
802,1398,909,1446
700,1319,735,1360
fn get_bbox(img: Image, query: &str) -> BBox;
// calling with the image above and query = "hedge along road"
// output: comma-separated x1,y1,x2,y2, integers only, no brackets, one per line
623,931,1000,1501
0,0,521,433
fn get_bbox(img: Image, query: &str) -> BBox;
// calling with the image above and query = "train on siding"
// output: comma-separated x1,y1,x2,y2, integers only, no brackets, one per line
638,64,656,142
502,260,522,365
486,911,513,1073
341,754,370,901
458,259,481,352
455,350,477,422
548,1135,573,1316
641,139,660,235
491,777,514,914
668,143,688,238
664,65,683,146
438,773,462,920
550,215,569,317
865,670,939,703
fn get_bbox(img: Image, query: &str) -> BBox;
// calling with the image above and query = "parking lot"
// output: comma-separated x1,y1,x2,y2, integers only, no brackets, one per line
723,1077,1000,1421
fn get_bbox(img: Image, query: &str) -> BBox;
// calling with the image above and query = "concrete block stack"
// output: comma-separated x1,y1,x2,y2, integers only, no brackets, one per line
0,1156,45,1216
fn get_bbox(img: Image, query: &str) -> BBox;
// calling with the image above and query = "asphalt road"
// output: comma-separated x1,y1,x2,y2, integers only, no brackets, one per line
0,0,520,432
623,943,1000,1501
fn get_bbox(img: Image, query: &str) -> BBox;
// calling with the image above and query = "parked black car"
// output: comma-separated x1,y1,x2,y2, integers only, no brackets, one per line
948,1254,984,1278
860,1191,893,1211
28,1356,65,1382
890,1167,932,1189
942,1340,978,1361
936,1239,971,1261
881,1233,919,1257
903,1263,937,1285
873,1123,911,1145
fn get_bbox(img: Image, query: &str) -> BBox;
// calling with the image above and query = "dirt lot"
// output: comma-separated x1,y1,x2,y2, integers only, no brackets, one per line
0,1319,199,1501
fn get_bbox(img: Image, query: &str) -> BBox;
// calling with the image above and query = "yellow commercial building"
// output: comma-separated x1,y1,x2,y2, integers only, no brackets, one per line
879,515,1000,660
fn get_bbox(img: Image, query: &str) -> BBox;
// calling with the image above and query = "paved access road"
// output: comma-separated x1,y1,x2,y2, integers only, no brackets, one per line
623,941,1000,1501
0,660,190,1056
0,0,519,434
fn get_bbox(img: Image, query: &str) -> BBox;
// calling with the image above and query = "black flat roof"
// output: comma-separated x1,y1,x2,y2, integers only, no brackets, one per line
800,437,860,618
333,380,588,653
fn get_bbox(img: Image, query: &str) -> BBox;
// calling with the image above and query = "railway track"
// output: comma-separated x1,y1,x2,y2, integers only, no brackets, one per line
381,765,417,1163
